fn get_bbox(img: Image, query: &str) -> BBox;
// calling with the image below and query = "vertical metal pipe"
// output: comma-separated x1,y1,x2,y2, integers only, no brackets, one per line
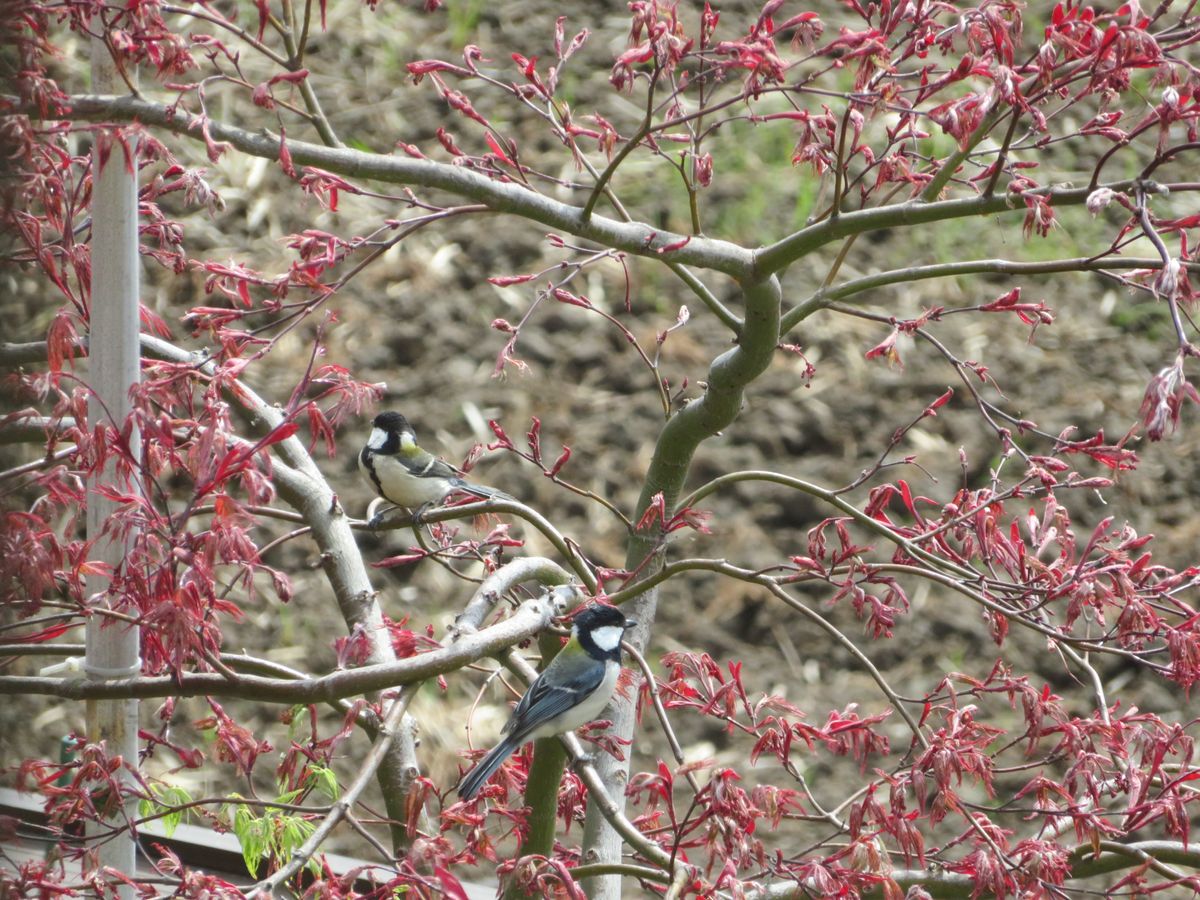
85,38,141,897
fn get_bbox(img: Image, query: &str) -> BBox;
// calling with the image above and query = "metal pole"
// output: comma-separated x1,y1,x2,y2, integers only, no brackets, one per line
86,37,141,897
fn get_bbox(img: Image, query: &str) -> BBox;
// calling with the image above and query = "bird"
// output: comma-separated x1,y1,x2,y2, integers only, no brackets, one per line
358,411,509,525
457,603,637,800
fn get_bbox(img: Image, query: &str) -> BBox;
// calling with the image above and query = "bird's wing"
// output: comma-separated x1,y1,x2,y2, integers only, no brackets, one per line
400,450,511,498
397,449,463,480
505,659,606,741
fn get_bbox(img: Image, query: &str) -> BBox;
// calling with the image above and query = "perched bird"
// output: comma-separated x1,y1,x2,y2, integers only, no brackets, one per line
457,604,636,800
359,411,508,523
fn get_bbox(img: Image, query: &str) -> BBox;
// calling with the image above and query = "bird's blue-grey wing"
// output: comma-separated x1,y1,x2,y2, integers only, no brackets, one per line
504,660,606,740
392,451,461,480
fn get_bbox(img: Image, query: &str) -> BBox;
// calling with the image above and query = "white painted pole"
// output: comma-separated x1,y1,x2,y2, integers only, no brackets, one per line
86,38,141,897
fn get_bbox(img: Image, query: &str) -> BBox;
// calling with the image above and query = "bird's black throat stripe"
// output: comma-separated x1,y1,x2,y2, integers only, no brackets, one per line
361,447,385,497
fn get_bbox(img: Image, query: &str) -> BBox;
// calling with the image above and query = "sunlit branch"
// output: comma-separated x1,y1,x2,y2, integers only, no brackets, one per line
368,498,599,593
0,593,562,702
457,558,579,630
756,180,1200,278
55,94,755,278
780,256,1192,332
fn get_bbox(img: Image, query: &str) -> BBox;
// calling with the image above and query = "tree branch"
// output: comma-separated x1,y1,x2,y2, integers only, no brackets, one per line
583,275,782,898
755,180,1200,278
52,94,754,279
780,255,1194,333
0,594,561,702
756,840,1200,898
371,499,598,593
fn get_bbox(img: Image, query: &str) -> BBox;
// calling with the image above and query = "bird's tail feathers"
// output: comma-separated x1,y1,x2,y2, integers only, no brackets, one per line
457,734,521,800
455,481,514,502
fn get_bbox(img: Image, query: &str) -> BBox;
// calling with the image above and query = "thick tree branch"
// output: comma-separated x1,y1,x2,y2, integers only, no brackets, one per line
755,180,1200,278
780,255,1196,333
0,341,58,366
53,94,754,279
0,594,560,701
456,558,580,631
137,335,422,848
583,275,782,898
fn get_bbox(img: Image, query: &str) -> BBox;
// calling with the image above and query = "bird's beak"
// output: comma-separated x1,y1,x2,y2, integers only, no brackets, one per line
623,619,637,629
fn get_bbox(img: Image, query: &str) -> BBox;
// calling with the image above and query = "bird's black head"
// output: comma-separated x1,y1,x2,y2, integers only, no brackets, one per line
572,604,636,659
372,411,413,436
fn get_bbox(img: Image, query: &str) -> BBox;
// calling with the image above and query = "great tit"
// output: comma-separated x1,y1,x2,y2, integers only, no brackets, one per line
457,603,636,800
359,411,509,522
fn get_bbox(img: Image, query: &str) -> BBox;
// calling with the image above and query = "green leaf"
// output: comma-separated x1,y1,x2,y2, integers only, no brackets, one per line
285,705,307,741
277,814,319,876
138,782,192,838
305,764,339,802
229,799,268,878
276,786,304,805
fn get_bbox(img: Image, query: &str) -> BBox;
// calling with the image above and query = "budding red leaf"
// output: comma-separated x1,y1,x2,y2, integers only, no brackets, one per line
484,132,516,166
548,446,571,477
1140,356,1199,441
552,287,592,308
487,420,513,450
526,417,542,464
487,273,537,287
865,327,903,368
656,235,692,254
278,127,296,178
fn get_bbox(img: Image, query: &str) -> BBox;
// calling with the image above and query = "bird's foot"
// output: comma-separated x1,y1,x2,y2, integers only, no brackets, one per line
412,502,434,525
569,751,599,773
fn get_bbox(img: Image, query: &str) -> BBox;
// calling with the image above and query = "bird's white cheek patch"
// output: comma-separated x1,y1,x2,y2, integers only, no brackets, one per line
367,427,389,450
590,626,625,652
